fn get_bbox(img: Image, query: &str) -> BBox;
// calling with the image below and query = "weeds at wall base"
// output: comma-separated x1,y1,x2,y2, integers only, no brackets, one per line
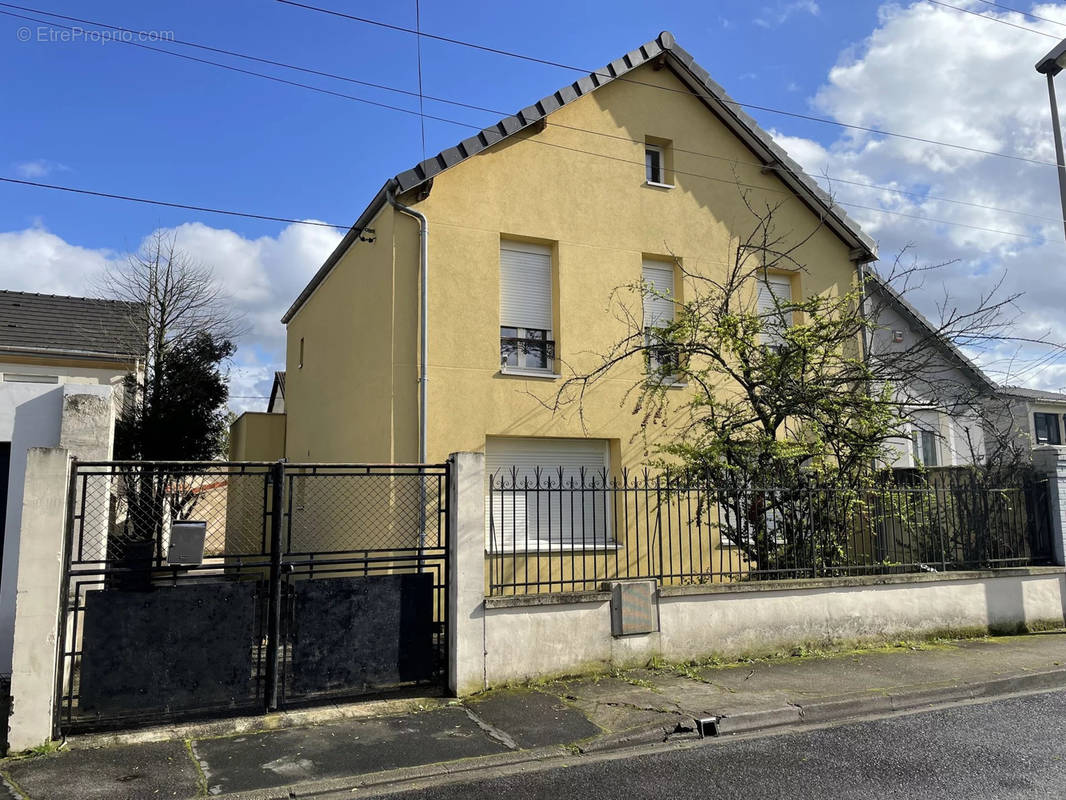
482,625,1066,698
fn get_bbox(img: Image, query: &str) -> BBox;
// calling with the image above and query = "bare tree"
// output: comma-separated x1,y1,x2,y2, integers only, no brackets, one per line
537,186,1063,571
99,231,243,581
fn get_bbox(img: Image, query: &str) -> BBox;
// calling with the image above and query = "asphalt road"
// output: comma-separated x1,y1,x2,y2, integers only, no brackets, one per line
379,690,1066,800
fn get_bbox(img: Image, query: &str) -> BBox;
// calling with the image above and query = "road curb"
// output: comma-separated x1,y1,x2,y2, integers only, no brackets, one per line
716,667,1066,736
212,669,1066,799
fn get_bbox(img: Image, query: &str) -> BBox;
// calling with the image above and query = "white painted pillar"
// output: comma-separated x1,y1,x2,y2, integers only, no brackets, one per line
1033,445,1066,567
8,448,71,752
447,451,485,696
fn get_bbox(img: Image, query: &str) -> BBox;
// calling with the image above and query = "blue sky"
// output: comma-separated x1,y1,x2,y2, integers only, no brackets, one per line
1,0,880,245
4,0,1066,404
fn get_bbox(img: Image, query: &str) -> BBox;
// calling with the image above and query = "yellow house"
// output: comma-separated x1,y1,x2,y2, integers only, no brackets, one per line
274,31,876,470
239,32,879,588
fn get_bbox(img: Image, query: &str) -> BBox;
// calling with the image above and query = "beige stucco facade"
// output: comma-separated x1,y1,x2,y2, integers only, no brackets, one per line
229,411,286,461
282,61,864,470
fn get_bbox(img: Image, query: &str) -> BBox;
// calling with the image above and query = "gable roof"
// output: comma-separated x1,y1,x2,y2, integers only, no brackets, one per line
862,270,999,393
282,31,878,323
0,290,145,362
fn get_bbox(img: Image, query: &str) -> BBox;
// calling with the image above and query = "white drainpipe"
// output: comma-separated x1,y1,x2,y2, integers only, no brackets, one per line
387,183,430,563
386,182,429,464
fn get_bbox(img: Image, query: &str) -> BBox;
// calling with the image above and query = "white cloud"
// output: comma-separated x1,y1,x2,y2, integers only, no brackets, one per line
769,0,1066,391
755,1,820,28
13,160,69,179
0,220,341,411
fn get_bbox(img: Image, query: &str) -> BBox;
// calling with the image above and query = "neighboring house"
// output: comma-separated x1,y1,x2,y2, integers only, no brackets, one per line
0,290,144,672
863,272,994,469
267,371,285,414
864,273,1065,467
993,386,1066,454
267,31,878,487
228,371,286,460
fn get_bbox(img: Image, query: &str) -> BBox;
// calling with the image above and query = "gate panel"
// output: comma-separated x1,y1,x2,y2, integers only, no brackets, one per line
57,461,276,733
278,464,449,706
78,583,258,715
288,574,433,696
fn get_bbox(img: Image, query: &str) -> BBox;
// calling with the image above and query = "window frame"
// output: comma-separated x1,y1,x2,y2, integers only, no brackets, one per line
757,273,794,350
1034,412,1062,445
642,259,682,382
500,326,553,373
485,437,615,553
645,144,667,185
499,240,555,376
911,428,939,467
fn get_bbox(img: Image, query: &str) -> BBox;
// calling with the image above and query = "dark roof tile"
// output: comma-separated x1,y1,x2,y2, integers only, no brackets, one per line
283,31,878,322
0,290,145,360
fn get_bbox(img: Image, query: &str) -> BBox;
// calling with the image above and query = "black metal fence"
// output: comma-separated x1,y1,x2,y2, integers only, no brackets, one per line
57,460,449,734
487,466,1053,595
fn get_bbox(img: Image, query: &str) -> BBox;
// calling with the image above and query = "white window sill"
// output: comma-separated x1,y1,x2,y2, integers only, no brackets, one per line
644,180,675,190
486,543,623,554
499,367,561,379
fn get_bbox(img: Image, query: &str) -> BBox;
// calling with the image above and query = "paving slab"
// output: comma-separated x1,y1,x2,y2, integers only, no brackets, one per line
685,631,1066,709
3,740,198,800
467,689,601,749
191,707,507,795
551,676,683,734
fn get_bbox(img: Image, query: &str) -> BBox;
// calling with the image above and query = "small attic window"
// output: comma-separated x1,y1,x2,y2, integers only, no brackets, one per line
646,145,664,183
644,137,673,188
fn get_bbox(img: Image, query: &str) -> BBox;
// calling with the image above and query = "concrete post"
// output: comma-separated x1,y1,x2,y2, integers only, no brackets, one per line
8,448,71,752
447,452,486,696
1033,445,1066,566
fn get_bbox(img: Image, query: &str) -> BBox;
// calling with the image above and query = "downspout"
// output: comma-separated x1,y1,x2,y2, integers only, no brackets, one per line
386,181,429,464
387,181,429,564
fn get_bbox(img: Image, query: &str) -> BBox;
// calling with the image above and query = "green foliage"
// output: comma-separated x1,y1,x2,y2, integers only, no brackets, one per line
116,332,234,461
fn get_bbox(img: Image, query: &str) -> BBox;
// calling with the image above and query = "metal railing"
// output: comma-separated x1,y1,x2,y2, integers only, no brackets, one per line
487,466,1053,595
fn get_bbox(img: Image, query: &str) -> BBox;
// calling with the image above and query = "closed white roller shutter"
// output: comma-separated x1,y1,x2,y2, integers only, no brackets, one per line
642,261,675,328
500,242,552,331
485,437,610,550
757,275,793,346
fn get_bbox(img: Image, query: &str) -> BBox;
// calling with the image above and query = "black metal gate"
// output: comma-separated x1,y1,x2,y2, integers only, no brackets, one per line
55,460,449,735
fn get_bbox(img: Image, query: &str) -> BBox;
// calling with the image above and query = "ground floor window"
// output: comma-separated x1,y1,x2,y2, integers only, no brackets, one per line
485,436,610,551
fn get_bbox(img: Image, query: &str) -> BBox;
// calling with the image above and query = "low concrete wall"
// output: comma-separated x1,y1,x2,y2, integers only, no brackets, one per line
478,568,1066,687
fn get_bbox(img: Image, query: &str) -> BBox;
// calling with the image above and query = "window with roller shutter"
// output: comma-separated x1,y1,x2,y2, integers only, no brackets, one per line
485,436,611,552
642,260,679,377
499,241,554,373
756,275,793,349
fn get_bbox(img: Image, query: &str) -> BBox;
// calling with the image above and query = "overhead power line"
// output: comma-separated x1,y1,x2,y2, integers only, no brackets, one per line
6,1,1064,227
273,0,1062,170
0,7,482,129
2,7,1059,242
0,176,359,230
973,0,1066,28
926,0,1059,38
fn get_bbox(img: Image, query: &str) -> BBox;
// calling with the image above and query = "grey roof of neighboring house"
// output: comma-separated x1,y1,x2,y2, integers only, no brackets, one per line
0,290,145,361
268,370,286,413
282,31,878,324
998,385,1066,404
862,270,999,393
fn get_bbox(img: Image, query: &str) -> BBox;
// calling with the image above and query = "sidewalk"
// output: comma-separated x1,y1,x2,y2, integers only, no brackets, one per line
4,630,1066,800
